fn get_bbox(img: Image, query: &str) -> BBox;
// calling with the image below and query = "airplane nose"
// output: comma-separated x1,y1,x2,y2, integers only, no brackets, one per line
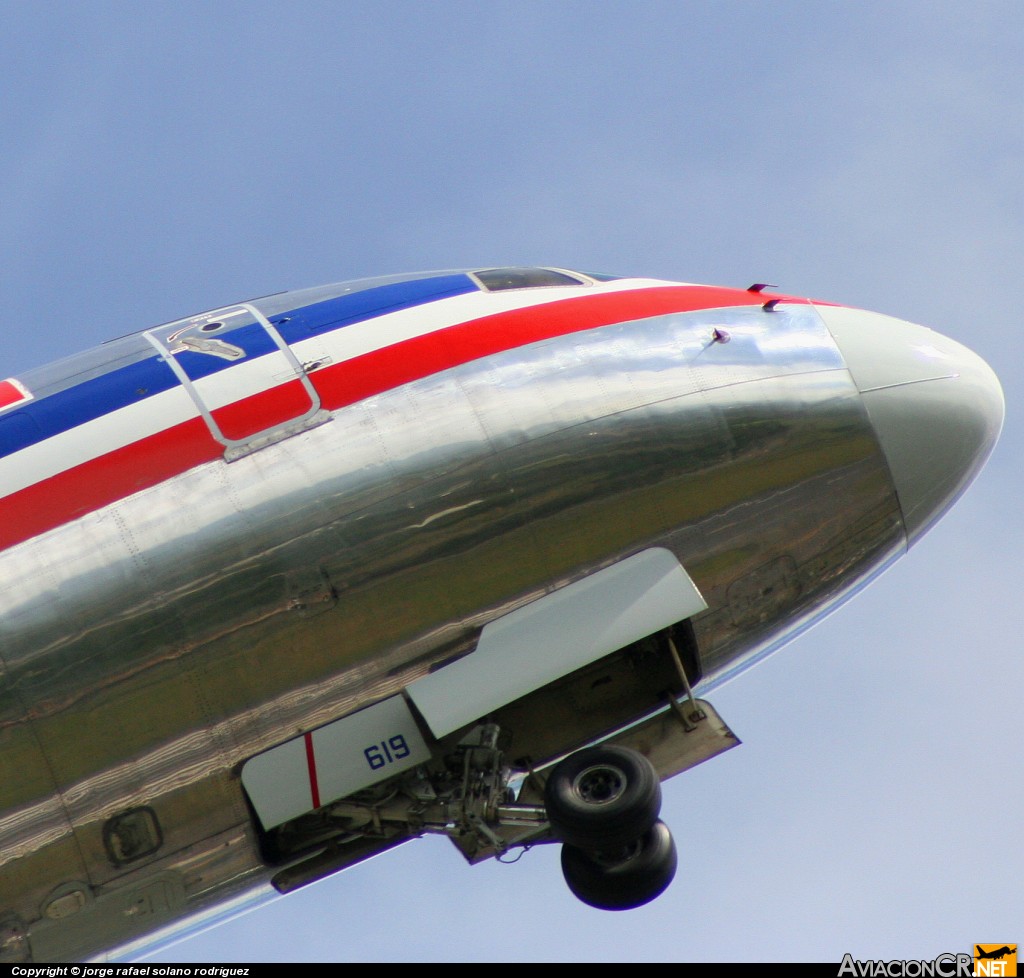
816,305,1004,546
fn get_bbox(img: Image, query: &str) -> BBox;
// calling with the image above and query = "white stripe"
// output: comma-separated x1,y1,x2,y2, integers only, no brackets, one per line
191,349,305,412
0,386,196,498
0,279,677,500
284,278,678,371
190,280,677,410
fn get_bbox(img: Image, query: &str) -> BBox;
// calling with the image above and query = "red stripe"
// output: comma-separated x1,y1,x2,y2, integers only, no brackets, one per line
304,732,321,809
0,418,221,552
0,380,27,410
213,378,314,440
313,285,789,411
0,286,804,551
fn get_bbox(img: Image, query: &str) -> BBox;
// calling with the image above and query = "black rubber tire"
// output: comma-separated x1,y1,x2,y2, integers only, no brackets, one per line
560,819,678,911
544,745,661,851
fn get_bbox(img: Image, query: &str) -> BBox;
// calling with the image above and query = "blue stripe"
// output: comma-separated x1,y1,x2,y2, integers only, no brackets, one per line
1,359,180,460
274,274,476,343
0,410,42,458
0,274,477,462
173,322,281,381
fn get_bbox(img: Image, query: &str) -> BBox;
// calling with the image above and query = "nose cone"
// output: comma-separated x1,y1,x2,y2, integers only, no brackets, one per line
816,305,1004,546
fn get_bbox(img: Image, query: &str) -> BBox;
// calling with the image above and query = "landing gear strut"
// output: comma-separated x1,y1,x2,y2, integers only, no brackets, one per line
545,745,677,910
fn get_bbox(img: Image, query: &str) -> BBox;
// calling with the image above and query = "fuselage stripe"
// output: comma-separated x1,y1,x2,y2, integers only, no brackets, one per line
311,285,782,412
0,284,806,551
0,418,220,550
304,732,321,810
0,379,31,411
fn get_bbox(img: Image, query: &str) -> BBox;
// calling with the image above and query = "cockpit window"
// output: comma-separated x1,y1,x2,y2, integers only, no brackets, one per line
472,267,592,291
18,333,156,400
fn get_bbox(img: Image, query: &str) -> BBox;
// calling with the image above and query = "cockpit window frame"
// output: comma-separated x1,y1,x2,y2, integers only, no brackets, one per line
469,267,603,292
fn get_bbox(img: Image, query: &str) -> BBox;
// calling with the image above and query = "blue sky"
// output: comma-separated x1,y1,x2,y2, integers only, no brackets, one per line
2,0,1020,964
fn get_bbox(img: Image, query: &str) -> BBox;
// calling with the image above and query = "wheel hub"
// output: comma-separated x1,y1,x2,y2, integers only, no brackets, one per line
573,763,627,806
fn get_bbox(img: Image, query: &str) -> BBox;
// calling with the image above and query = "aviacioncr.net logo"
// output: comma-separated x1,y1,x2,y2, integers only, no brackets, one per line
838,953,973,977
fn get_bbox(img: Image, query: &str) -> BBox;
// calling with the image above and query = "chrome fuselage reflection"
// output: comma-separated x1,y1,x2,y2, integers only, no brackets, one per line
0,279,1001,961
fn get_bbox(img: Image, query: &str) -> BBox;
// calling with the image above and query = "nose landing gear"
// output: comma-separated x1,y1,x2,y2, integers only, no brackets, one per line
544,745,677,910
261,699,739,914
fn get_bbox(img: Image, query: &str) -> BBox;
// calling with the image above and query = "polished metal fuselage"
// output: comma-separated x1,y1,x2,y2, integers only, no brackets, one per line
0,300,905,960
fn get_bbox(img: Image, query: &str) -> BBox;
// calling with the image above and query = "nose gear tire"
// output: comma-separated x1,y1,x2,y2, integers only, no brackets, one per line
544,745,661,851
560,819,678,911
